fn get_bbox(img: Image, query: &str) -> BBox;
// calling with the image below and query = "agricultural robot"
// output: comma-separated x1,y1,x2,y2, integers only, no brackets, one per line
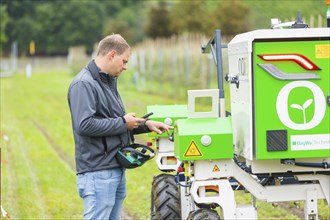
148,16,330,220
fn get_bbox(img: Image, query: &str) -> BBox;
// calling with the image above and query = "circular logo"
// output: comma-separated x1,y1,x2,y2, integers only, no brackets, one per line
276,81,326,130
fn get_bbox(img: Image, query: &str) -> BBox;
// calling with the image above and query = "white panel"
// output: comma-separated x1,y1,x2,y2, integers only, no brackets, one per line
228,40,253,160
187,89,219,118
158,137,174,152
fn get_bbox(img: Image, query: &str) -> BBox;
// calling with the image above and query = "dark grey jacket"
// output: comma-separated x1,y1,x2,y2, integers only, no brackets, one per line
68,60,148,174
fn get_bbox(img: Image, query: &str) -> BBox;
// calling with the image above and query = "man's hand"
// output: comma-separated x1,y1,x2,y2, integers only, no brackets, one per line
124,113,145,130
145,120,173,134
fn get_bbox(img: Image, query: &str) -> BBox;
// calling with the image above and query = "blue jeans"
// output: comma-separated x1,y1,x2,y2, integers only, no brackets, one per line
77,168,126,220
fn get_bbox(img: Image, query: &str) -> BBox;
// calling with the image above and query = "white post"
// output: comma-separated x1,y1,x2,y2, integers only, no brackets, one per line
25,64,32,79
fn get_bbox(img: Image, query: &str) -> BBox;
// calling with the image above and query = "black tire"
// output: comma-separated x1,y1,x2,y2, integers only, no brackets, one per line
151,174,181,220
187,208,220,220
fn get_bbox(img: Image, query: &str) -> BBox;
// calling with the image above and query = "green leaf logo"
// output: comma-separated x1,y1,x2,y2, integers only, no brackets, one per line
290,99,313,124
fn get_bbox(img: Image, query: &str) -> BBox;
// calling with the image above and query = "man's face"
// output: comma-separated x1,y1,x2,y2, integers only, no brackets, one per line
107,49,130,77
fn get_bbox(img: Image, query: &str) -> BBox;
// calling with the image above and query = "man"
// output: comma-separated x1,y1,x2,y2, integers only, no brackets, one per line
68,34,171,220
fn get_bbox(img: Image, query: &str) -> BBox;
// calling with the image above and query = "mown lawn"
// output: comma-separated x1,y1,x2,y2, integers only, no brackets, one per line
1,71,329,219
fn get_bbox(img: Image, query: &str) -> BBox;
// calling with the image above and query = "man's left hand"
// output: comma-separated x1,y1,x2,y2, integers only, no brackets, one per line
145,120,173,134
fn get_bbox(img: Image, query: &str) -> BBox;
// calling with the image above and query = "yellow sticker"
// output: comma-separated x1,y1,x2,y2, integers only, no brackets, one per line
184,140,202,157
315,44,330,58
212,165,220,172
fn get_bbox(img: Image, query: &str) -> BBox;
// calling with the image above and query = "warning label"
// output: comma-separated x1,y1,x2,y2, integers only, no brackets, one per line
316,44,330,58
212,165,220,172
184,140,202,157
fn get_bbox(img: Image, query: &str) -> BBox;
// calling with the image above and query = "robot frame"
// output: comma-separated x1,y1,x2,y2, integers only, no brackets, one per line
148,19,330,220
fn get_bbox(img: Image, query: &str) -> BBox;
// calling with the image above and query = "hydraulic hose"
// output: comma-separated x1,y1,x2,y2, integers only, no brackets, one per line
234,154,252,173
294,162,329,169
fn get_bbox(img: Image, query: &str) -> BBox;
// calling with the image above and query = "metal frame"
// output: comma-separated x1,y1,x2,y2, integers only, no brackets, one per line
201,30,228,117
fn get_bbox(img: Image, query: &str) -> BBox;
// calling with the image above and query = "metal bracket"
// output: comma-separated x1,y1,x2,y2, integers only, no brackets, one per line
225,74,240,88
305,190,318,220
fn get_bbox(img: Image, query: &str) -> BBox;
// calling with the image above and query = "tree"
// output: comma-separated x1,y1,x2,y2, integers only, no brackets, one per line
210,1,251,36
245,0,326,29
0,4,9,45
2,0,105,55
2,0,37,55
145,1,173,39
169,1,210,34
34,1,105,54
102,1,147,44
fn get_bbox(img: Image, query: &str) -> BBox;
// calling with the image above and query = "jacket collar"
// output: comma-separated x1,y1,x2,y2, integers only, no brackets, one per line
91,60,116,83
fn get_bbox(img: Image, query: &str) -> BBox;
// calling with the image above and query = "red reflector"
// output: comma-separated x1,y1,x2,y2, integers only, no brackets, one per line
146,142,152,146
258,54,320,70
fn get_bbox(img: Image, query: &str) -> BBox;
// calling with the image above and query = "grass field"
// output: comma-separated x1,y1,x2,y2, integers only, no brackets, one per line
0,70,185,219
1,71,329,219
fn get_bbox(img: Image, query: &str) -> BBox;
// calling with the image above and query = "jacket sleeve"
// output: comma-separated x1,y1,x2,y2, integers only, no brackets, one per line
133,120,150,135
68,81,128,137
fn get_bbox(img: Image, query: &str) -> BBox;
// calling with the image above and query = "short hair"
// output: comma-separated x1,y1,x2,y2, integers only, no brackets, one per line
96,34,130,56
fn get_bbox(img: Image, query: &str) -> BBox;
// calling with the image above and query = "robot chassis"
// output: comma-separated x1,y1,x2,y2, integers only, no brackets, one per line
148,25,330,220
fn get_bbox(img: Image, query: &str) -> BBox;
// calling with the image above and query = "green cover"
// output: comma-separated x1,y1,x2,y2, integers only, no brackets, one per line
146,105,187,137
253,40,330,159
174,117,233,160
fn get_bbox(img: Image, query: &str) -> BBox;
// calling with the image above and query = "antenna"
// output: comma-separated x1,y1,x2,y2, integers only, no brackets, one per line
292,11,308,28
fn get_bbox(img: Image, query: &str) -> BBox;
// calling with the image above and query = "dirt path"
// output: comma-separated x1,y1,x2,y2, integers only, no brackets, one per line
1,122,48,219
2,131,21,219
32,120,75,171
17,134,48,219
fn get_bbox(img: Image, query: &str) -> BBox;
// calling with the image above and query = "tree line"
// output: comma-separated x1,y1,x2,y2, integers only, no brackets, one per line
0,0,326,56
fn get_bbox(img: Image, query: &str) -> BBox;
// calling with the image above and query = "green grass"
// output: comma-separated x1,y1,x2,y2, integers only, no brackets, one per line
1,72,82,219
1,71,329,219
0,71,185,219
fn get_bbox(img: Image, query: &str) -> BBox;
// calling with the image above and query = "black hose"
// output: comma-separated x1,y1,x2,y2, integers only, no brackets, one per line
294,162,329,169
234,154,251,173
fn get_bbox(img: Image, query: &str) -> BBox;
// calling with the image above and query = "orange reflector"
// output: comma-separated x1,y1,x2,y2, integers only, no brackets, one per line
167,156,177,161
205,185,219,193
